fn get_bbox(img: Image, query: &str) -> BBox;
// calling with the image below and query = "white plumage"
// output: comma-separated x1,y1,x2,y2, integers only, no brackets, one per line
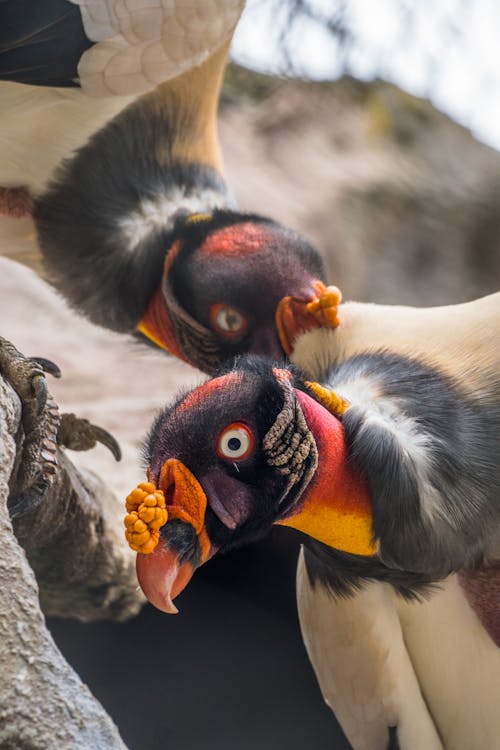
292,293,500,750
298,552,500,750
70,0,244,96
0,0,244,269
292,293,500,396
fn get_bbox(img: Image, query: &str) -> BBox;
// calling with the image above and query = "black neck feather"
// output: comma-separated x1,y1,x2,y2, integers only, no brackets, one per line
303,540,439,601
34,95,230,331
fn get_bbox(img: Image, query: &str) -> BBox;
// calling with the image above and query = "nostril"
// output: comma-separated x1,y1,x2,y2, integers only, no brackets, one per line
164,483,175,506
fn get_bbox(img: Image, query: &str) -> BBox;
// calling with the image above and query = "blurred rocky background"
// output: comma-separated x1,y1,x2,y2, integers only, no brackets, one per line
221,66,500,305
1,3,500,748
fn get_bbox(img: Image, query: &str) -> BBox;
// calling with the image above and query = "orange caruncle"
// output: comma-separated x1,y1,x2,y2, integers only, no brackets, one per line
124,482,168,554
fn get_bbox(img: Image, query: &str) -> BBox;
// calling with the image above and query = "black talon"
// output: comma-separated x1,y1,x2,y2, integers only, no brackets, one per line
31,357,62,379
89,424,122,462
8,481,49,519
57,413,122,462
32,357,62,378
31,372,48,414
1,336,61,518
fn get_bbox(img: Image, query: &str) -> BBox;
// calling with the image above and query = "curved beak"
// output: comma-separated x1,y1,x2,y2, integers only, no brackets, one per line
136,539,196,614
275,281,342,355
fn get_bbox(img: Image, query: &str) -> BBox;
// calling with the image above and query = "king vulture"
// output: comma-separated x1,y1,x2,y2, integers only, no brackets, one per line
124,292,500,750
0,0,340,373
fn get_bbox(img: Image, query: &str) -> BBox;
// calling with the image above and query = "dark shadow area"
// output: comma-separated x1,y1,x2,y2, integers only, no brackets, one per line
48,530,353,750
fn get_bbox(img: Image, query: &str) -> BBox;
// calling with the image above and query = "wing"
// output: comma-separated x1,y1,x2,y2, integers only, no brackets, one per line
397,573,500,749
296,549,444,750
0,0,92,87
0,0,245,96
65,0,244,96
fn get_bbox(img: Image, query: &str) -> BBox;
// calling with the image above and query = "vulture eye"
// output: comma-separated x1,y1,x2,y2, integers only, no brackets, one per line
217,423,254,461
210,304,248,338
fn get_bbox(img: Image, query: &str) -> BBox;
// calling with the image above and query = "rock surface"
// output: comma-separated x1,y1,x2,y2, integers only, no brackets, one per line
0,377,129,750
221,70,500,305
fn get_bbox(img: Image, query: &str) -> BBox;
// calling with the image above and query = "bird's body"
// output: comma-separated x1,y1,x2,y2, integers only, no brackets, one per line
290,292,500,749
123,292,500,749
0,83,129,197
297,555,500,750
0,0,240,265
0,0,244,95
33,41,233,336
0,0,243,202
0,81,131,271
1,0,337,371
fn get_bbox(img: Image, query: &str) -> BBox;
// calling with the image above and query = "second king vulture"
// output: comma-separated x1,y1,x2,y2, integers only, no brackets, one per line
0,0,339,373
124,292,500,750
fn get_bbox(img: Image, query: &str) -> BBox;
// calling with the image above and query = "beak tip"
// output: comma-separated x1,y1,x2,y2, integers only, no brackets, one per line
136,544,195,615
162,597,179,615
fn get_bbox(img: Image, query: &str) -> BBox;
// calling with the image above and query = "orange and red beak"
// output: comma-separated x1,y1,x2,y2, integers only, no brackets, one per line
136,544,196,614
276,281,342,356
125,459,212,614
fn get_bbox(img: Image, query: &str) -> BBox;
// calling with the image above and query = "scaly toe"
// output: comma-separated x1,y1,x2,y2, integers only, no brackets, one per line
0,337,61,518
58,413,122,461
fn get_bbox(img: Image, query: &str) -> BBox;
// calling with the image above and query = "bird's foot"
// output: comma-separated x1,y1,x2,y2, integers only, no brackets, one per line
58,413,121,461
0,337,61,518
276,282,342,355
2,338,121,518
0,186,33,218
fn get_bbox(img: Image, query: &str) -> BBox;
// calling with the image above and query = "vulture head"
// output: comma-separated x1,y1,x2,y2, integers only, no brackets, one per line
125,357,374,613
136,211,341,373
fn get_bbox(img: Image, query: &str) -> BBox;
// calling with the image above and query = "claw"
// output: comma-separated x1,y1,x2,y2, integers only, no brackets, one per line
57,413,122,462
89,424,122,461
31,357,62,379
8,480,50,519
0,337,61,518
31,372,48,415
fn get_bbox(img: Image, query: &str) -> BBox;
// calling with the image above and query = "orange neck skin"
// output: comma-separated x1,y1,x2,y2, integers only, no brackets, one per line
137,240,190,363
277,390,377,557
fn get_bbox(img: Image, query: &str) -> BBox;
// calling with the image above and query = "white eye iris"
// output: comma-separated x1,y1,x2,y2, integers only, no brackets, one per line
217,423,254,461
210,304,248,337
216,307,244,332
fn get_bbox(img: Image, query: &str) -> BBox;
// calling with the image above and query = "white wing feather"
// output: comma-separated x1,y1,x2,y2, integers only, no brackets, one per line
397,575,500,750
69,0,245,96
296,549,444,750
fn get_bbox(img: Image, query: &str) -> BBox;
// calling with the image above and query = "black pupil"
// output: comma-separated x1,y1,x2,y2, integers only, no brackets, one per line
226,310,239,329
228,437,241,452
